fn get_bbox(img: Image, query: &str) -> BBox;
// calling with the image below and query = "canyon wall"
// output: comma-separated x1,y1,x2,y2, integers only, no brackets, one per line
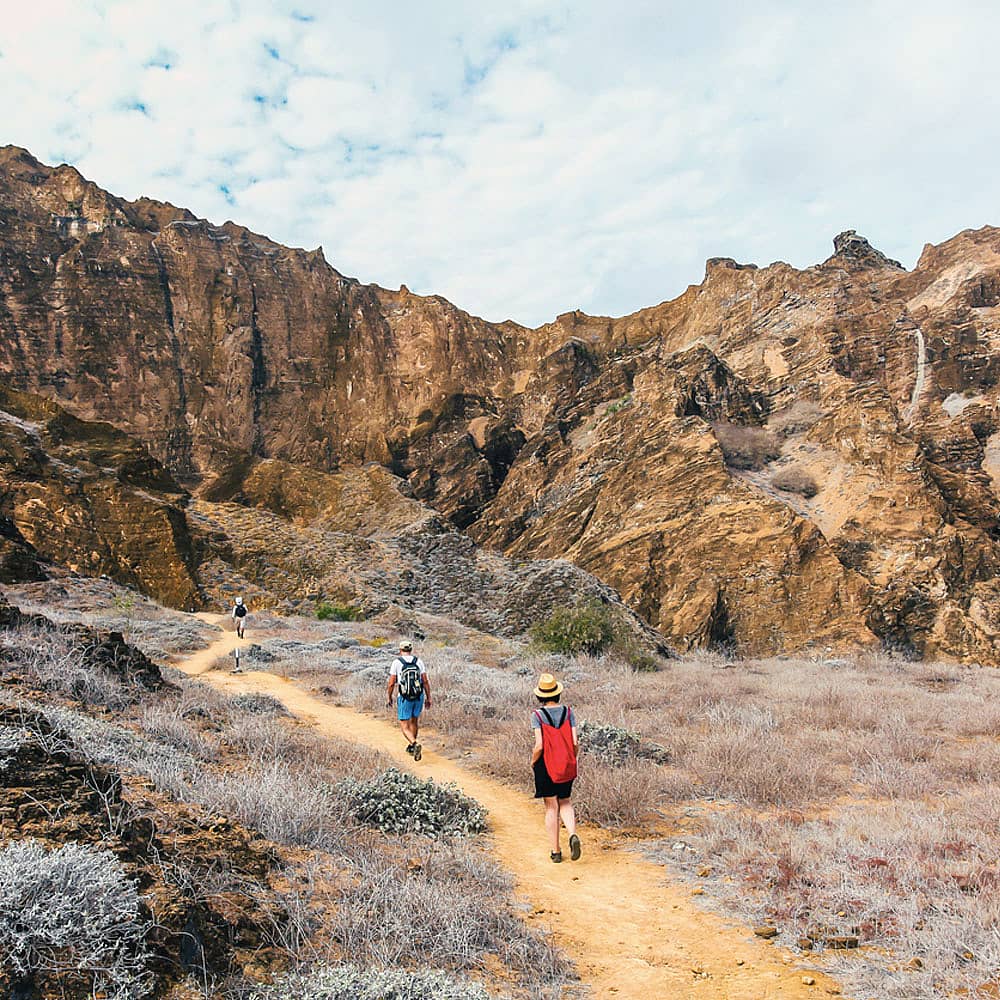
4,146,1000,660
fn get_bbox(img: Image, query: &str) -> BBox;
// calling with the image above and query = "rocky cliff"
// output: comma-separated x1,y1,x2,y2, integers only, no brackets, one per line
0,384,200,608
4,145,1000,662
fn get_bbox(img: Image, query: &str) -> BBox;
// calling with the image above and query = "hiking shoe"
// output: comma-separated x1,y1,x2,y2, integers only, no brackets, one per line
550,851,563,863
406,743,416,755
413,743,422,761
569,834,581,861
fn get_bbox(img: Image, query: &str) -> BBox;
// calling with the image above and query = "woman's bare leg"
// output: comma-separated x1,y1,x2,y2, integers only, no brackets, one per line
558,798,576,837
544,796,561,852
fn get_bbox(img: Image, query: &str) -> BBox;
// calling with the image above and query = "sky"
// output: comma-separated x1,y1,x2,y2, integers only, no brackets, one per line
1,0,999,327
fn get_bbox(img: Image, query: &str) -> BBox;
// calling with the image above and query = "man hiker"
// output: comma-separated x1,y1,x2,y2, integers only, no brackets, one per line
531,673,581,863
387,640,431,761
231,596,247,638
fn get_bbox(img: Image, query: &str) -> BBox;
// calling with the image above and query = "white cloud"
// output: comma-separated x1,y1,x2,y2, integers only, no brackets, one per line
1,0,999,325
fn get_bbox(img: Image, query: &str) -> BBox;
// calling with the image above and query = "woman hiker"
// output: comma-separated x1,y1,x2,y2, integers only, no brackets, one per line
531,673,582,863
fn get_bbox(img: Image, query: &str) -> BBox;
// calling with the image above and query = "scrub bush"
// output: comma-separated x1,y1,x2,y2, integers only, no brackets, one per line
250,965,490,1000
772,466,820,498
341,768,487,838
229,691,289,716
579,720,670,765
0,840,150,999
530,600,616,656
712,422,781,470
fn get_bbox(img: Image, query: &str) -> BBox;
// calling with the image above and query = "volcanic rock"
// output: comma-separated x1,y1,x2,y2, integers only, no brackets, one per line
829,229,904,270
5,147,1000,661
0,383,200,607
0,705,284,995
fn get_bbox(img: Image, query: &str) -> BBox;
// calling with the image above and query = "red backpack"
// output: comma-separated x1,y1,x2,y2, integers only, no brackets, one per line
535,706,578,782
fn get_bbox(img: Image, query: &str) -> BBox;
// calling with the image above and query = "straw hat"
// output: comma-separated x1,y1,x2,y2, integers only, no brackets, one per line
533,673,563,699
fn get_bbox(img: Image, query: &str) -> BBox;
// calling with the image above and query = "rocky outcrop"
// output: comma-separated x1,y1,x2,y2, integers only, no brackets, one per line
0,706,285,997
6,145,1000,661
0,591,163,689
829,229,904,270
0,384,201,608
0,145,530,492
189,459,669,654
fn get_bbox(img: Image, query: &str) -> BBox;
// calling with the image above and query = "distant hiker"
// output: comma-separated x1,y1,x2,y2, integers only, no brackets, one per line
231,596,247,638
387,640,431,761
531,673,581,863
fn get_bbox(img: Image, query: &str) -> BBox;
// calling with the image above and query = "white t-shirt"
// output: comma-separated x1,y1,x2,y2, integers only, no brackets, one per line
390,655,426,678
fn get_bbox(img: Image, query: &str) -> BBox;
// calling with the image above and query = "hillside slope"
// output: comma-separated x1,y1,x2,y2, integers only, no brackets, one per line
3,146,1000,660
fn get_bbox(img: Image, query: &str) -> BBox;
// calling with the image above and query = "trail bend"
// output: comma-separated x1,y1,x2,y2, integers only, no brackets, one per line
178,617,843,1000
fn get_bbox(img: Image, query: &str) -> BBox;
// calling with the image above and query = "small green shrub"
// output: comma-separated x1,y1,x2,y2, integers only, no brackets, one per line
317,603,365,622
605,393,632,416
340,768,487,838
530,600,616,656
579,720,670,766
250,965,490,1000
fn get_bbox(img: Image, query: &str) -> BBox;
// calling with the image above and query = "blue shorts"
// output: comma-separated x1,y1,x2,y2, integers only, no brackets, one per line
397,695,424,721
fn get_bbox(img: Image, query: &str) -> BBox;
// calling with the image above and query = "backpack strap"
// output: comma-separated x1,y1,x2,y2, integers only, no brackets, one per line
539,706,568,728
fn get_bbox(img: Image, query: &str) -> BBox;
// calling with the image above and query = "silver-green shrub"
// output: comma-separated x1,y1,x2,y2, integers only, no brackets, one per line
579,720,669,766
0,840,150,999
340,768,487,838
228,691,289,715
0,726,28,770
250,964,490,1000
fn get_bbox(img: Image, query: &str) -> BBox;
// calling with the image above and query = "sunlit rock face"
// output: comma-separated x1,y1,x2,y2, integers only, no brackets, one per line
5,145,1000,661
0,385,200,608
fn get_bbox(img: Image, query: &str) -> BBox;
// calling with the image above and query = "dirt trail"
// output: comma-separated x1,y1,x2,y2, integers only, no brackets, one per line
180,619,843,1000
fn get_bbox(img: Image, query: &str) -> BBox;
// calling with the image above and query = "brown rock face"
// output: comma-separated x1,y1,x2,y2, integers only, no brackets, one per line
190,458,668,653
0,384,200,608
0,145,529,491
5,146,1000,660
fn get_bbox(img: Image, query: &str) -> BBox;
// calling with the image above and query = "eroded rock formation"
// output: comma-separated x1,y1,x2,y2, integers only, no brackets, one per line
5,145,1000,661
0,385,200,607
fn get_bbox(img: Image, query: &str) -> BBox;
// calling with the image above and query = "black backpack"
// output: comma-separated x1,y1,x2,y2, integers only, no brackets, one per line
234,604,247,618
397,655,423,701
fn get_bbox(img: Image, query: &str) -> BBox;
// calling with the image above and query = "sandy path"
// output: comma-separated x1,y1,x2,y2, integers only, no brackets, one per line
179,619,843,1000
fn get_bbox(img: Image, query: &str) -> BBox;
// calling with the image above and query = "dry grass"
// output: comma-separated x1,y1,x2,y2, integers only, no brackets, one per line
1,615,571,998
0,624,130,708
3,577,217,658
295,633,1000,998
11,588,999,998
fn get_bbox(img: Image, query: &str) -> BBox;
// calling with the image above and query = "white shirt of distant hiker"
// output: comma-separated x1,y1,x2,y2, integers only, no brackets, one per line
390,653,426,679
